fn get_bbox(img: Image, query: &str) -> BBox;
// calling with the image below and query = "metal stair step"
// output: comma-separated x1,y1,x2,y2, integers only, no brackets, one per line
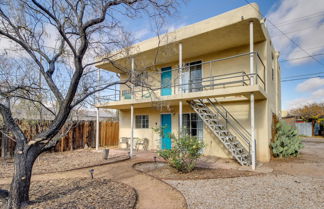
189,100,251,166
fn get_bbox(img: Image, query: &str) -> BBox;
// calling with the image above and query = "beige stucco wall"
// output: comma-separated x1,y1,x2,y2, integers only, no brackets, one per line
119,98,272,162
119,42,267,101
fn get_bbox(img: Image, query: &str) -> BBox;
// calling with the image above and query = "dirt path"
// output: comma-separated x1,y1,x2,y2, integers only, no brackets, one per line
267,137,324,178
0,152,187,209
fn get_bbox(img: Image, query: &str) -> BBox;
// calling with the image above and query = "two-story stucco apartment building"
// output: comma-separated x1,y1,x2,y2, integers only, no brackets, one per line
96,3,281,168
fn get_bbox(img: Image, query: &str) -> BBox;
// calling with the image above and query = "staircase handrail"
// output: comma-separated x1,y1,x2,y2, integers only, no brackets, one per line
205,98,251,147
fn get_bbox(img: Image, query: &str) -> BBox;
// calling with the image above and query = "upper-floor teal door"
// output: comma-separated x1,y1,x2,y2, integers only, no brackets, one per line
161,67,172,96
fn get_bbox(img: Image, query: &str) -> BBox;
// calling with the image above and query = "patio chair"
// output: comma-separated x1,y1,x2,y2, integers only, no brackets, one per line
120,137,129,149
135,138,149,151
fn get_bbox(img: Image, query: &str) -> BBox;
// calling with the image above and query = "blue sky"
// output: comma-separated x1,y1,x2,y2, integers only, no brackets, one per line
127,0,324,111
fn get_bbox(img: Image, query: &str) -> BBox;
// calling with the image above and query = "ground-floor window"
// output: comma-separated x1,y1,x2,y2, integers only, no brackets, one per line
182,113,203,140
135,115,149,128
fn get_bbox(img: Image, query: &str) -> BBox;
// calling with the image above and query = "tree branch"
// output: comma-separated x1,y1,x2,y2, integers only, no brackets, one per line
71,77,130,108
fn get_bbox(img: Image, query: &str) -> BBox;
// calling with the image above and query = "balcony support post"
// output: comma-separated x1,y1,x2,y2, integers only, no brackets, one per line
179,43,183,135
130,58,135,157
250,21,256,170
96,107,100,150
96,68,101,151
130,104,134,157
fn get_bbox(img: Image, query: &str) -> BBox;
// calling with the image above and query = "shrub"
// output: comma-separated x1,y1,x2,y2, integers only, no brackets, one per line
271,120,304,158
158,133,204,173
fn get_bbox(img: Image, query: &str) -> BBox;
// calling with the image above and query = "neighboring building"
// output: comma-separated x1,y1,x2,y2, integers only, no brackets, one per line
96,3,281,166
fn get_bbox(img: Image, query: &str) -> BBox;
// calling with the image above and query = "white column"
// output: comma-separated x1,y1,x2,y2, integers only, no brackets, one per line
250,21,256,170
130,104,134,157
96,108,100,150
96,69,101,151
178,43,183,135
130,58,135,157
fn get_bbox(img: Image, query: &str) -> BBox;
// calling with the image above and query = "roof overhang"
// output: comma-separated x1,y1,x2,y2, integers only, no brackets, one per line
96,3,267,73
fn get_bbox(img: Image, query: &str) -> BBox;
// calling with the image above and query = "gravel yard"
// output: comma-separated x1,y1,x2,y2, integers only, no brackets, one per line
0,178,136,209
0,149,128,178
166,174,324,209
134,162,260,180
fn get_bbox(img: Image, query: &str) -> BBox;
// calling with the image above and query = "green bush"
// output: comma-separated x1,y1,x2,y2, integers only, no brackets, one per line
271,120,304,158
158,133,204,173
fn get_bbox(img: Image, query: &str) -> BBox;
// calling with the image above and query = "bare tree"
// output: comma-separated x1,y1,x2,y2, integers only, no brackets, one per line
0,0,178,208
289,103,324,121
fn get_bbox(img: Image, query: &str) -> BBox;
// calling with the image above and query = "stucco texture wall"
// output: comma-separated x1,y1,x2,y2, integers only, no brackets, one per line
119,99,271,162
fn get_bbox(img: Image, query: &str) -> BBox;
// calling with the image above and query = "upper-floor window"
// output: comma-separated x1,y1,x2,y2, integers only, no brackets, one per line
182,61,202,93
272,68,274,81
135,115,149,128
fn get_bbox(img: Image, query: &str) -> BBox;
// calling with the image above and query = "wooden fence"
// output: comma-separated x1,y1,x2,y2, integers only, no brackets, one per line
0,120,119,158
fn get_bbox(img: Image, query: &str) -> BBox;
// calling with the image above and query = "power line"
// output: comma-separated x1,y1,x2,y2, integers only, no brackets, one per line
280,44,324,56
282,72,324,79
279,54,324,62
267,11,324,28
271,25,319,38
243,0,324,68
282,75,324,82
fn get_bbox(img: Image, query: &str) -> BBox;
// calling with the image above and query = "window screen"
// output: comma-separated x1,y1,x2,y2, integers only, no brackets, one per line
135,115,149,128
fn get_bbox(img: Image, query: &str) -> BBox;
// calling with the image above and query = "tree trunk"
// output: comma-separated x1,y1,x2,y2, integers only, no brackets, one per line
7,145,40,209
1,131,8,158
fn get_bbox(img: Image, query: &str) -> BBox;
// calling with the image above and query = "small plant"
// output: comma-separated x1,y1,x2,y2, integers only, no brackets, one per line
152,125,167,138
158,133,204,173
271,120,304,158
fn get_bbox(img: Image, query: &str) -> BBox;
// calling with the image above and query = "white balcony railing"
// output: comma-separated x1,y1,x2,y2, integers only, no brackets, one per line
101,52,266,102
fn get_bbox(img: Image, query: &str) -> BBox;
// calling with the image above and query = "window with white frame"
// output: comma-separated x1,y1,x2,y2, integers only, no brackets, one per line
181,113,203,140
135,115,149,128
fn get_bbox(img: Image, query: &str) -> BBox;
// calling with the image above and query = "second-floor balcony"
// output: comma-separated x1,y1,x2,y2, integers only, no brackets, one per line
98,52,267,109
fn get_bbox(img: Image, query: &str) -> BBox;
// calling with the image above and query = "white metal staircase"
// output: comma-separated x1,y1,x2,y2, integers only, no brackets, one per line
188,98,251,166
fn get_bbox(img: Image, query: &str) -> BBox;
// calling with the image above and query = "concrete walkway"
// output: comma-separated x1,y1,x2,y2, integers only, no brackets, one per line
0,151,187,209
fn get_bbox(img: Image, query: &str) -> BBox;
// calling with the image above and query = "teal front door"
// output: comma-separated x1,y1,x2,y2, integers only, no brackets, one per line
161,67,172,96
161,114,172,149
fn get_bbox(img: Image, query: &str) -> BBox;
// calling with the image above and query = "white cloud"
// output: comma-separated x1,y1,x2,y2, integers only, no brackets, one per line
287,96,324,109
286,89,324,109
164,23,186,33
296,77,324,92
311,88,324,97
267,0,324,65
134,28,150,41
